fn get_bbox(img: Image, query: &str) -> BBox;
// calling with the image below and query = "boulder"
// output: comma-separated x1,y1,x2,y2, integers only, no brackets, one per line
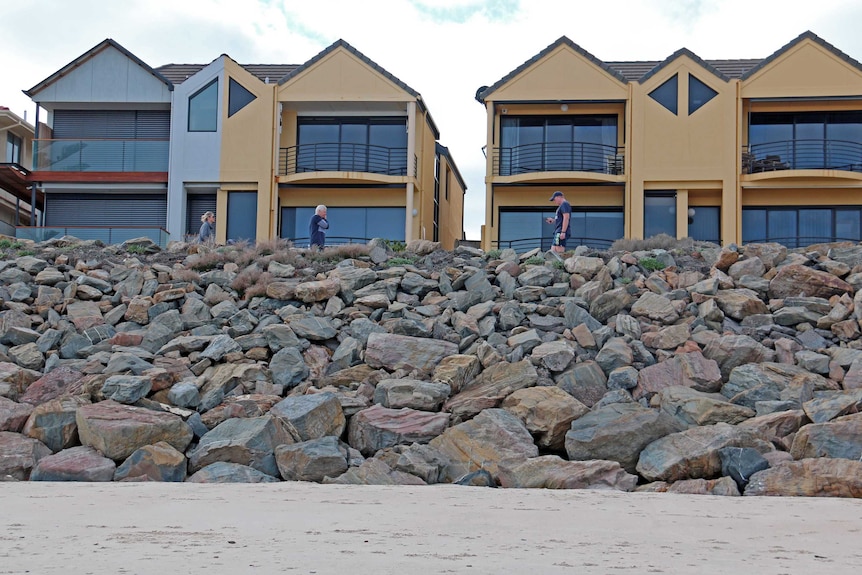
636,422,774,482
29,446,116,482
429,408,538,483
498,456,637,491
565,403,681,473
744,458,862,497
113,441,187,482
501,386,589,451
443,360,538,421
275,436,349,482
76,400,193,461
348,405,449,456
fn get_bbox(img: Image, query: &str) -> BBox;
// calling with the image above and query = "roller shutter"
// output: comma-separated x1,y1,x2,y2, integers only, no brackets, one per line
186,193,217,236
45,193,167,227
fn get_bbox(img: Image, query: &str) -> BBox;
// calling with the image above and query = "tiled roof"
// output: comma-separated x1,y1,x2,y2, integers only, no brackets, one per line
154,63,299,84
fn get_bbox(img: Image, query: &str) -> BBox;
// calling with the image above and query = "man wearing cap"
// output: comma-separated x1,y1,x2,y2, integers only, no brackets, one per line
546,191,571,260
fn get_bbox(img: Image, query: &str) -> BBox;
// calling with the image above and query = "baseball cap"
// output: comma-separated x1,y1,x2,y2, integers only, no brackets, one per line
549,191,564,201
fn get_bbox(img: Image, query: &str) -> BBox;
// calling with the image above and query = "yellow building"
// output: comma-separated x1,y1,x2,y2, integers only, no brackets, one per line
477,31,862,250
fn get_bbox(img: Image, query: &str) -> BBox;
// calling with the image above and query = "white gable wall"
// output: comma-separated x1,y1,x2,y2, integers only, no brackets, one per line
32,45,171,104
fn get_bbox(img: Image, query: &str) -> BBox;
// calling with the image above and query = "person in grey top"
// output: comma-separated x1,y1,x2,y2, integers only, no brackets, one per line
199,211,215,243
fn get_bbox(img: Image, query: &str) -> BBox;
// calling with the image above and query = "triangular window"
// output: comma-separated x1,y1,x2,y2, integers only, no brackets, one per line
648,74,678,115
689,74,718,115
228,78,256,117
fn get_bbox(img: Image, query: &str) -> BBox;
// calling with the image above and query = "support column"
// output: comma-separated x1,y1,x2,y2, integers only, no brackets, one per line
405,102,417,242
676,189,689,239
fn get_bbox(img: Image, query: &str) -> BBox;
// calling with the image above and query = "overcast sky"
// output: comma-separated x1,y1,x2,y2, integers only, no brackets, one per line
3,0,862,240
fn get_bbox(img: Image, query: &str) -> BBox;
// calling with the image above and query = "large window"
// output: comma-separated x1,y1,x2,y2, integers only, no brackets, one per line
498,208,623,251
296,118,407,175
499,115,618,175
742,206,862,248
6,132,22,164
748,111,862,171
281,206,405,244
188,80,218,132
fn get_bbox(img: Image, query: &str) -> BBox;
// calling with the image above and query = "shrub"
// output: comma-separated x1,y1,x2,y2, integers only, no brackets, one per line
611,234,694,253
639,257,666,271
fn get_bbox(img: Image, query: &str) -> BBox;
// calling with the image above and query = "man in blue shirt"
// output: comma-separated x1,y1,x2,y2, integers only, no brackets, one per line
546,191,571,261
308,205,329,249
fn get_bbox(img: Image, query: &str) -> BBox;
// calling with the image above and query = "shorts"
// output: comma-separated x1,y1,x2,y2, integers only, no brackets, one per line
552,232,567,248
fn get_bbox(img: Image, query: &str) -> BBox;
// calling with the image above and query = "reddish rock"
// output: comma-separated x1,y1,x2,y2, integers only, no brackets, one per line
768,265,853,300
18,367,85,406
30,446,116,481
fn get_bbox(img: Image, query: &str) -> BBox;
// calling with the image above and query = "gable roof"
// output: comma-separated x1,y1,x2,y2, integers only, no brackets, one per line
156,63,299,85
24,38,173,97
277,39,419,98
638,48,731,84
477,36,628,102
740,30,862,81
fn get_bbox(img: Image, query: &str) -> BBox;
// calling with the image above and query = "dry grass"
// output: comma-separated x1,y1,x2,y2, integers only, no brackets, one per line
611,234,694,253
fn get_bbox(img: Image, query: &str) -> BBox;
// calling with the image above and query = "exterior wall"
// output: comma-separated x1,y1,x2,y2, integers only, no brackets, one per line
167,59,224,241
30,45,171,105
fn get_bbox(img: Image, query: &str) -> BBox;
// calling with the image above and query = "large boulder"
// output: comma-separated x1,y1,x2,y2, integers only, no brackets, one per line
269,392,346,442
365,332,458,373
0,431,51,480
501,386,589,451
443,360,537,422
498,455,637,491
744,458,862,497
275,436,349,482
76,400,193,461
29,446,116,482
768,265,852,299
348,405,449,456
636,422,773,482
429,408,538,483
565,403,681,474
187,415,294,476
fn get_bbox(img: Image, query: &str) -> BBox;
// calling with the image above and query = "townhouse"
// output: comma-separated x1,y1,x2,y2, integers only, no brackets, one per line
22,39,466,248
477,31,862,250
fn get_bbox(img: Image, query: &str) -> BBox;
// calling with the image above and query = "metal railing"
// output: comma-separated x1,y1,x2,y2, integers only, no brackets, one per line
493,236,616,252
742,236,861,249
16,226,170,248
278,143,410,176
33,139,169,172
742,139,862,173
492,143,625,176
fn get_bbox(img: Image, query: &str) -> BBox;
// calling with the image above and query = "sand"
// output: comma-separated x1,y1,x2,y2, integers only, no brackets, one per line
1,483,861,574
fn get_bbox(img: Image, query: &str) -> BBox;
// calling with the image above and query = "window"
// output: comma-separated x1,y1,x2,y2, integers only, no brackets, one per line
649,74,678,115
228,78,256,117
688,75,718,115
742,206,862,248
499,115,618,174
644,193,676,238
296,118,407,174
687,206,720,243
280,207,405,243
6,132,22,164
188,80,218,132
498,208,623,251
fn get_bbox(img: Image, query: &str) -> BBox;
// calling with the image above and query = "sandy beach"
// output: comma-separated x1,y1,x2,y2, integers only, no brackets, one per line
1,484,861,575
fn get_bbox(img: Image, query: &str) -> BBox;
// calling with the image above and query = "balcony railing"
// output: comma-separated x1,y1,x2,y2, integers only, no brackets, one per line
279,143,411,176
742,139,862,174
493,236,616,252
16,226,170,248
492,143,625,176
33,139,169,172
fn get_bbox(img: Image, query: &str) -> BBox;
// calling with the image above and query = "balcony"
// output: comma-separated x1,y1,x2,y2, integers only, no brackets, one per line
743,139,862,174
278,143,413,177
34,139,169,172
492,142,625,177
